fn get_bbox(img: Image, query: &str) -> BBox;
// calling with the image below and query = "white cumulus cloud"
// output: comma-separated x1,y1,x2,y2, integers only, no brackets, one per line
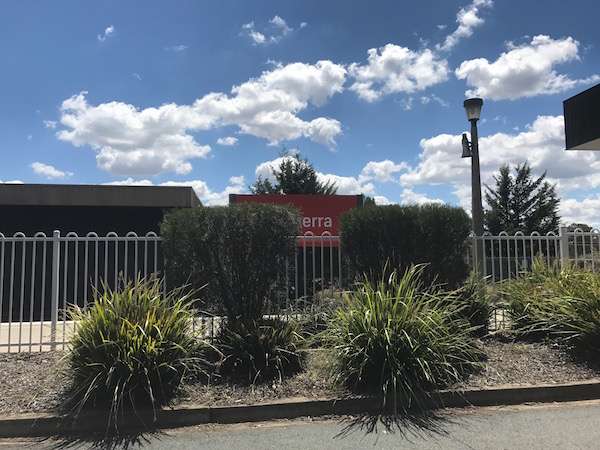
436,0,493,52
242,16,295,45
456,35,600,100
31,162,73,179
56,62,345,176
400,188,444,205
57,92,213,176
349,44,449,102
359,160,408,183
217,136,238,146
560,196,600,229
97,25,115,42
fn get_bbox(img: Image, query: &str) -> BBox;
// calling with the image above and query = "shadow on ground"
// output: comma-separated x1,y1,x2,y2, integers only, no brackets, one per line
35,427,163,450
336,408,455,443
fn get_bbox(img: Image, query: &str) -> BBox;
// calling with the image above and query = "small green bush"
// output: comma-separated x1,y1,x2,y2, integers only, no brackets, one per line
217,318,304,384
66,276,207,429
161,203,300,321
340,204,470,288
326,265,483,413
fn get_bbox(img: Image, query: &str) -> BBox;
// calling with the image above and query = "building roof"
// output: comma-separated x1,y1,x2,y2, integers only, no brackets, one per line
0,184,202,208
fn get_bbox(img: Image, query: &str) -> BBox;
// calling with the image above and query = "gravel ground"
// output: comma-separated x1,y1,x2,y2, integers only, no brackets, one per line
1,338,600,416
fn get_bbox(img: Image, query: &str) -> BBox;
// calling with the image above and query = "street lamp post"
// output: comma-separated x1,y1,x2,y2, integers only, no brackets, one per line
462,98,484,276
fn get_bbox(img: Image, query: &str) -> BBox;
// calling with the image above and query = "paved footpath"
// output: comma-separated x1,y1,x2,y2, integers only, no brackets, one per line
2,400,600,449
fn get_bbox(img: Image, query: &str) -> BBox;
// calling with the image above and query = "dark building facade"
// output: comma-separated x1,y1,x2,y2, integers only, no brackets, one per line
0,184,201,236
564,83,600,151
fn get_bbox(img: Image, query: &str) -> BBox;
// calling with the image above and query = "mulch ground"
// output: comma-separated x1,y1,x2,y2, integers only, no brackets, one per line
1,337,600,416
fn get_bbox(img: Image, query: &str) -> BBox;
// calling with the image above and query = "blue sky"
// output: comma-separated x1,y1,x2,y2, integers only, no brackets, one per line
2,0,600,228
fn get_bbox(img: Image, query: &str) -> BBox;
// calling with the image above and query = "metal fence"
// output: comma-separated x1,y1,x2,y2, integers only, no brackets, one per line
4,227,598,352
0,231,162,352
0,230,343,353
470,227,599,283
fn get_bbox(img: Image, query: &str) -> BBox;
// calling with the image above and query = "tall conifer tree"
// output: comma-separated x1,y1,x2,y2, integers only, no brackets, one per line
484,161,560,234
251,150,337,195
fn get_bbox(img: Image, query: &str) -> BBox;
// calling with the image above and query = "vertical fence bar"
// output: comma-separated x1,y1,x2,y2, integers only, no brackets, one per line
50,230,60,350
70,233,79,312
338,237,343,294
319,234,325,296
60,234,69,350
0,236,4,346
28,236,38,353
302,236,307,300
113,235,119,289
93,234,99,298
559,227,569,271
17,236,27,353
311,238,316,298
8,235,19,352
144,235,149,278
329,236,334,299
294,241,299,303
39,236,48,352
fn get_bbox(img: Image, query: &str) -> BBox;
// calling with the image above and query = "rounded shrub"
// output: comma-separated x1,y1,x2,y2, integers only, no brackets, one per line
340,204,471,289
161,203,300,321
66,276,207,428
326,265,483,413
217,318,304,384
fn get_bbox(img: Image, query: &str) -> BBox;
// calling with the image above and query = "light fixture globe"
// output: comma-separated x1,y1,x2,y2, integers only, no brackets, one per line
463,98,483,121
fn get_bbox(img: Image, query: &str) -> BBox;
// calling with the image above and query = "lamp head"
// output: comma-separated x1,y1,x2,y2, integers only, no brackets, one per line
463,98,483,121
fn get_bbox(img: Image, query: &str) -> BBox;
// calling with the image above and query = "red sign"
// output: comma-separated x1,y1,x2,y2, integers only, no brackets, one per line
230,194,362,246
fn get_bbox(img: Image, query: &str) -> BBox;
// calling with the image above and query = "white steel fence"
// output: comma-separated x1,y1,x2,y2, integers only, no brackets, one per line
0,231,162,353
0,230,343,353
471,227,600,283
4,227,597,352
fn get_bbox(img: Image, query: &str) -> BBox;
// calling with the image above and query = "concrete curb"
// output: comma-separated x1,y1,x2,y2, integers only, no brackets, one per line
2,379,600,438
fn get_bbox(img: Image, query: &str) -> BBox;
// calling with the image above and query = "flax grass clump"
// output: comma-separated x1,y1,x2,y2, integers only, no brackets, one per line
504,259,600,348
326,265,483,413
217,318,304,385
66,276,208,430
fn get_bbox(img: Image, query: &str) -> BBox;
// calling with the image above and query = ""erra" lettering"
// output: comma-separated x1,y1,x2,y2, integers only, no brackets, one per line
302,216,333,228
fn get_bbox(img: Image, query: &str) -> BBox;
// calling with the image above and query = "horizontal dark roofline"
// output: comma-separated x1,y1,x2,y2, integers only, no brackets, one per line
0,184,202,207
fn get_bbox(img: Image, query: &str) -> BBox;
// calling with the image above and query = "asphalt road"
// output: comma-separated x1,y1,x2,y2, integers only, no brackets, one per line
3,400,600,449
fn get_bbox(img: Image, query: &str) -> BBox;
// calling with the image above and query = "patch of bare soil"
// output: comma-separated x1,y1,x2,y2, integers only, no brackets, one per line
1,339,600,416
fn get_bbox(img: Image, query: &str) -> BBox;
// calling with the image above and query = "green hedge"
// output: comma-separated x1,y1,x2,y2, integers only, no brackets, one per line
339,203,470,288
160,203,300,321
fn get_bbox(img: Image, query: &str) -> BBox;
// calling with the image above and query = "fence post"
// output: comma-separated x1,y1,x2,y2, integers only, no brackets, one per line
50,230,60,350
559,227,569,270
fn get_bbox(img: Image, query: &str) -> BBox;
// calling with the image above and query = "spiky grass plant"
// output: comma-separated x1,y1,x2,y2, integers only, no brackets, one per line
454,271,493,335
217,318,304,384
326,265,483,414
66,276,208,430
288,296,340,347
504,258,600,347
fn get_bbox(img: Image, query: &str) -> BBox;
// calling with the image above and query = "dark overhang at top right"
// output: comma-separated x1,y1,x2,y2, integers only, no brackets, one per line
564,83,600,150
